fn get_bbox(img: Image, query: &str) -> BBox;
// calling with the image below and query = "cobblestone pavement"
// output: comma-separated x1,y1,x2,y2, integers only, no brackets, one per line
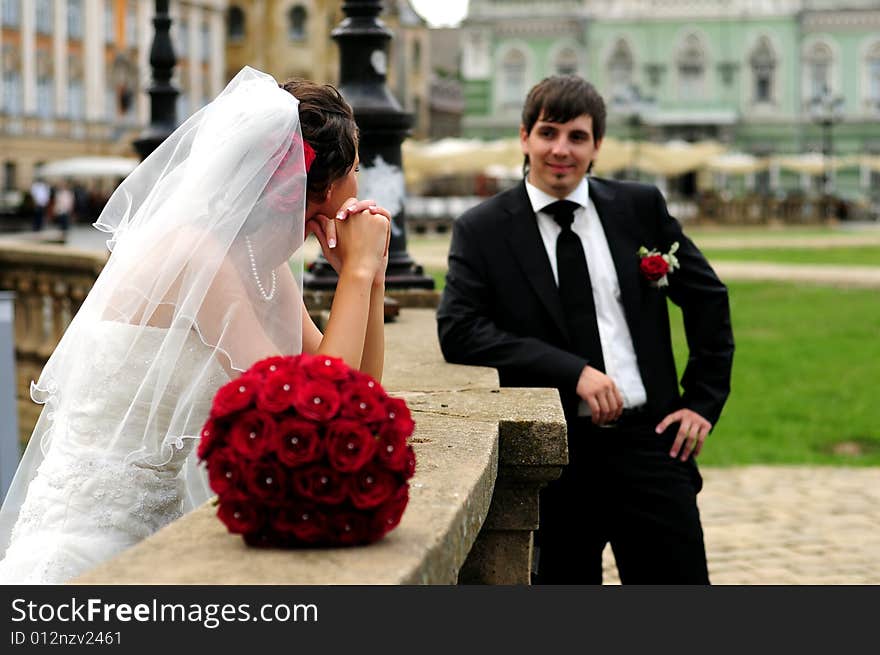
602,466,880,585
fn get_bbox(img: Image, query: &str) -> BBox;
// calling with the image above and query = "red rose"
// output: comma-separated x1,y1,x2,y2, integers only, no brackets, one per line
217,498,264,534
326,419,377,472
291,465,348,505
376,428,408,472
327,511,371,546
207,447,243,496
349,465,397,509
197,417,227,461
383,396,416,440
340,380,388,424
639,254,669,282
302,354,351,382
229,409,277,459
256,368,299,413
292,379,341,422
245,459,288,501
211,374,260,418
371,485,409,540
249,355,297,380
274,418,323,467
271,504,327,543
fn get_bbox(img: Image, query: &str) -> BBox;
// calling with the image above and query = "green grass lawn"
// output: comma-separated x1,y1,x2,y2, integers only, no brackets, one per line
427,271,880,466
670,281,880,466
703,246,880,266
426,231,879,467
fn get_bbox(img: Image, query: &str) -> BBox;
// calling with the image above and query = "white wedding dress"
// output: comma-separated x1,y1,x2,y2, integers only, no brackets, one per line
0,322,229,584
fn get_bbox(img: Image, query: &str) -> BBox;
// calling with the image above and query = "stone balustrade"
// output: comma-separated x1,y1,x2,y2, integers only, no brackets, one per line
75,309,567,584
0,241,568,585
0,241,107,446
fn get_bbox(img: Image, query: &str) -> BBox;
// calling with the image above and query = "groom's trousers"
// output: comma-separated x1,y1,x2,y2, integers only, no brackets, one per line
534,413,710,585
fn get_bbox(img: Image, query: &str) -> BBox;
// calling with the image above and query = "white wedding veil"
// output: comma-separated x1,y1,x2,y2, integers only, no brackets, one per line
0,66,308,553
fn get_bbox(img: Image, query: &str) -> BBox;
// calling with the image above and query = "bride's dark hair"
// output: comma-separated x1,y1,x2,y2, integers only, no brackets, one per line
279,79,358,204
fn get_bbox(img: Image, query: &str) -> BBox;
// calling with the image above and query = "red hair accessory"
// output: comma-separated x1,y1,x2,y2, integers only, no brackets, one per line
303,140,316,172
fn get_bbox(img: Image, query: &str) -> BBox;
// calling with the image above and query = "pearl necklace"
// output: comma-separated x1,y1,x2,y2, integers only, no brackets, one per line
244,236,277,301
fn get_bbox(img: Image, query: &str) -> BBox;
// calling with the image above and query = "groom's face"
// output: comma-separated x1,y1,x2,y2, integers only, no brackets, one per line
520,113,602,199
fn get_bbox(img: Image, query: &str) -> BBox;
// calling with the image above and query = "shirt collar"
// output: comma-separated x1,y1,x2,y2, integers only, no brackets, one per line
524,177,590,215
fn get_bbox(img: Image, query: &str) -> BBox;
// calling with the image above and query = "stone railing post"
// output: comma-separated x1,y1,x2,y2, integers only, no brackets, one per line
0,242,107,446
0,290,19,499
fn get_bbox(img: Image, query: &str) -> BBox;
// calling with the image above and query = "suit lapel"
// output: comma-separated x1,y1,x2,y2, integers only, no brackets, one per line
590,179,644,352
504,182,570,341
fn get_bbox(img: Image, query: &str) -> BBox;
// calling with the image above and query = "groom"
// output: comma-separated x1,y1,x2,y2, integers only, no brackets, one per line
436,75,734,584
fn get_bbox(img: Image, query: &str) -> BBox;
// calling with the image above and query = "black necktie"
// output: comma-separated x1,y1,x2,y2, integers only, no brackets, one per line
542,200,605,372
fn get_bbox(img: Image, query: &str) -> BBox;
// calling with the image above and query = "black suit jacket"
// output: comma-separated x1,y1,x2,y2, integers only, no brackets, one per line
437,178,734,425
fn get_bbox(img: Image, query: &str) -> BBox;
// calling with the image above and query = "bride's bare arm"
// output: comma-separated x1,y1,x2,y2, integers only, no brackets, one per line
302,206,389,379
358,281,385,381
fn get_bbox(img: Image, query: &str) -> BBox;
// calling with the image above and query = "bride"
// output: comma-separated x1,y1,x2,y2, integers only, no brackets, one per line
0,67,391,584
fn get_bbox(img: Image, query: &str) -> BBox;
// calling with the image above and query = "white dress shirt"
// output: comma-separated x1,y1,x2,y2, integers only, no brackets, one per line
525,178,647,415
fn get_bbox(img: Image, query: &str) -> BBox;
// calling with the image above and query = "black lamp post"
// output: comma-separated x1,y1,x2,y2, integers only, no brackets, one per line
133,0,179,161
305,0,434,291
808,85,844,219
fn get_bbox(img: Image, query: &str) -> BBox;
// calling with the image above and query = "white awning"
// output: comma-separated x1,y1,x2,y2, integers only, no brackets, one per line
37,156,139,180
643,109,739,126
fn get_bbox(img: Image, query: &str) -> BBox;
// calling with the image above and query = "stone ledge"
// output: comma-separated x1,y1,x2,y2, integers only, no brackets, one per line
76,410,499,585
74,309,567,585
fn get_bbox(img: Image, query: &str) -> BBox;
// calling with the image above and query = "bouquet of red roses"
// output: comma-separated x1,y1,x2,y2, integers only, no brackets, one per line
197,353,416,547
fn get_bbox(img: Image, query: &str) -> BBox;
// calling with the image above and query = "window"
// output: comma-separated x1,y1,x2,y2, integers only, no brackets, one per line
37,75,53,118
68,0,83,39
608,39,634,104
36,0,53,34
105,82,116,121
288,5,307,41
3,162,16,191
201,22,210,62
228,6,245,41
68,79,85,120
3,58,23,116
126,2,138,47
104,1,115,44
500,48,527,111
177,20,189,58
37,80,53,118
750,37,776,103
806,42,833,99
2,0,20,28
867,43,880,111
555,47,578,76
677,35,705,101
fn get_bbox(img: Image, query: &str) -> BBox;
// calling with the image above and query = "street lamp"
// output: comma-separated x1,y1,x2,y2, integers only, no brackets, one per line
807,85,844,219
133,0,179,161
305,0,434,292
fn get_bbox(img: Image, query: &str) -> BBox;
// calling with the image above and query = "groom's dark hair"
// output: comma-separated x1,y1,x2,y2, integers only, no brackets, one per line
280,79,359,203
520,75,606,175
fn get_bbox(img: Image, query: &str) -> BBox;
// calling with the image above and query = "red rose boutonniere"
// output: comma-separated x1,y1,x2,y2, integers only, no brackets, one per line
637,242,680,288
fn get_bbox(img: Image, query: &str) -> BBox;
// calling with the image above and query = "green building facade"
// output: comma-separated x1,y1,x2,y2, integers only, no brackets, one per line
461,0,880,203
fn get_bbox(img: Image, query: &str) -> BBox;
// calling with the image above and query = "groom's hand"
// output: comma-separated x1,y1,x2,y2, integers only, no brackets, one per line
655,409,712,461
576,366,623,425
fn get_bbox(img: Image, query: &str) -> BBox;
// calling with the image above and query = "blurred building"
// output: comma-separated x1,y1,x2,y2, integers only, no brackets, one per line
427,27,464,139
461,0,880,200
0,0,228,194
223,0,433,137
